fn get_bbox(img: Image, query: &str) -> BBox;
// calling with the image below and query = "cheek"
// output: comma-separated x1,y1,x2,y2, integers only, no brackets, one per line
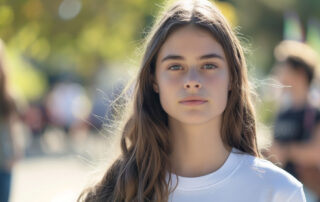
157,73,181,92
207,71,229,91
157,74,179,107
206,71,230,108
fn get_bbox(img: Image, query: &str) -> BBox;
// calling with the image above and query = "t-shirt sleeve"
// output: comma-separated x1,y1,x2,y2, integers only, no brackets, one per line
286,186,306,202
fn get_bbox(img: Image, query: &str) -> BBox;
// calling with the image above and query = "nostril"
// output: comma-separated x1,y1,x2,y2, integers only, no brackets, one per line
185,83,201,88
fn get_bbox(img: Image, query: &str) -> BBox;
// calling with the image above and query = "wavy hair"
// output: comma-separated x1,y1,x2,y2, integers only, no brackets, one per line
79,0,260,201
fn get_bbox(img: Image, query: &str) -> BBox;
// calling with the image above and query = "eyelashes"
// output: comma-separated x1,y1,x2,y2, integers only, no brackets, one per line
168,64,183,70
167,63,218,71
202,64,217,70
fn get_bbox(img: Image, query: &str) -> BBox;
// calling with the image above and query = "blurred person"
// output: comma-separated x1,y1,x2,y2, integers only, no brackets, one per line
22,100,48,156
78,1,305,201
45,81,91,153
46,82,90,133
0,39,21,202
46,82,82,133
268,40,320,200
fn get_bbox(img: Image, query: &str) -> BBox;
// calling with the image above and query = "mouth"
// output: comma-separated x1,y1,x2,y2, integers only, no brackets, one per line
179,97,208,106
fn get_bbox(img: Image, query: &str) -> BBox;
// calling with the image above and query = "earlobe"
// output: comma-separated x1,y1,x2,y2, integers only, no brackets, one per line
153,82,159,93
228,83,232,91
151,74,159,93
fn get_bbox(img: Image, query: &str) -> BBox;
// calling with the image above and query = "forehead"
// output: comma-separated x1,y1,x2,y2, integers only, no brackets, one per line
157,25,225,59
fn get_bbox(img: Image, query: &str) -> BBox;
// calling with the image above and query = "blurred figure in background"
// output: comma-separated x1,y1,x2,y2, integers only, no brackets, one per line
22,100,48,156
268,40,320,201
45,81,91,154
0,39,22,202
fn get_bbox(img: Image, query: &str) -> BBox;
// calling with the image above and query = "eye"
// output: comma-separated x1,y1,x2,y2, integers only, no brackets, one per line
168,64,183,71
202,64,217,70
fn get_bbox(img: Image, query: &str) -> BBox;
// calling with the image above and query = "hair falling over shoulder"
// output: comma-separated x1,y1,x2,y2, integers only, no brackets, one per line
78,0,260,201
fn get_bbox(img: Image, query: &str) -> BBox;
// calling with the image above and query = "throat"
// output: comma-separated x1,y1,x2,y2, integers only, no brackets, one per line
170,140,231,177
168,114,231,177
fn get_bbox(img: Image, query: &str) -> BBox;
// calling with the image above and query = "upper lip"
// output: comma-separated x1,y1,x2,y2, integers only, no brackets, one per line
179,96,208,102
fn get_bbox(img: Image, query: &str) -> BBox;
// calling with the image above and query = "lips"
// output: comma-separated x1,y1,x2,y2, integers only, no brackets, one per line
179,96,208,106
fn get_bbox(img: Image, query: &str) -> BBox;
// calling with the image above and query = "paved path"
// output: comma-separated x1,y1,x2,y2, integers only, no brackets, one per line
10,156,97,202
9,131,112,202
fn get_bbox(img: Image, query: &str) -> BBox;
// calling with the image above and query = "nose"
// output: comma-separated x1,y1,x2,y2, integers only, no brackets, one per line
184,82,202,89
184,68,202,89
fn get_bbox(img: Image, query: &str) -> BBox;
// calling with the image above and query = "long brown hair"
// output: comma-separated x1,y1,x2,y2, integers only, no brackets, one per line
79,0,259,201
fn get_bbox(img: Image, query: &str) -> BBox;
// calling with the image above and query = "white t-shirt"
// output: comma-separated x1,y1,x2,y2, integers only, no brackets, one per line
168,148,306,202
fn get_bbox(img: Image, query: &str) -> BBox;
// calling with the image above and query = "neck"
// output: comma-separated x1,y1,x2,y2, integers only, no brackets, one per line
169,116,231,177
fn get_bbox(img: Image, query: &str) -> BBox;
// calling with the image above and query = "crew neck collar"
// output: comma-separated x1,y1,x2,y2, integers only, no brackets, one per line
169,147,245,191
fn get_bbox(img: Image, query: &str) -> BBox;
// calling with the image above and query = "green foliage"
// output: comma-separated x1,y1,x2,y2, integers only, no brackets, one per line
0,0,319,105
0,0,164,100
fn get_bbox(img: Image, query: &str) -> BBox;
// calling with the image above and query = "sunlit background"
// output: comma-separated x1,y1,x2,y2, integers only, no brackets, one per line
0,0,320,201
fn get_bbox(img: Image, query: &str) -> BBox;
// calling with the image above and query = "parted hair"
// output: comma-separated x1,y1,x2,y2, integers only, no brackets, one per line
78,0,260,201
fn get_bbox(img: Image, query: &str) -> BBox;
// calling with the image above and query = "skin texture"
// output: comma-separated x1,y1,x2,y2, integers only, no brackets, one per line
154,25,230,125
153,25,231,177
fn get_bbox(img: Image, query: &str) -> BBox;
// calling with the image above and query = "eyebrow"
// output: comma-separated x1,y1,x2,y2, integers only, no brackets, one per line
160,53,224,63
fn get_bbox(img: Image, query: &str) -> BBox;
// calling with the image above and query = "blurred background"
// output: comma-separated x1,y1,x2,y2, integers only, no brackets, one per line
0,0,319,201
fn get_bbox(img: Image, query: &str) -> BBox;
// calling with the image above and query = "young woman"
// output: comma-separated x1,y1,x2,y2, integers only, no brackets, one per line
79,0,306,201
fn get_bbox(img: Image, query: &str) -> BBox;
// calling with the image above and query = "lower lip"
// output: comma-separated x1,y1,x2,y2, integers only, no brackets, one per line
179,100,208,106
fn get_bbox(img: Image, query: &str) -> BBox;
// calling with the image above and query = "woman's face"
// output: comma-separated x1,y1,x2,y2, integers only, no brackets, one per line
154,25,230,125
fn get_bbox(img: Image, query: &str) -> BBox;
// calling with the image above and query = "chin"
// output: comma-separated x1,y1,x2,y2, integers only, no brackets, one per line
175,115,216,125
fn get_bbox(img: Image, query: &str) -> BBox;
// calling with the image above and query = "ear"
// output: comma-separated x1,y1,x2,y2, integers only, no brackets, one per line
153,82,159,93
151,74,159,93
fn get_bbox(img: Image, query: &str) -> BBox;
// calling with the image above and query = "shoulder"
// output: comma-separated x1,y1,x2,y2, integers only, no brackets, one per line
233,150,304,199
237,152,302,187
